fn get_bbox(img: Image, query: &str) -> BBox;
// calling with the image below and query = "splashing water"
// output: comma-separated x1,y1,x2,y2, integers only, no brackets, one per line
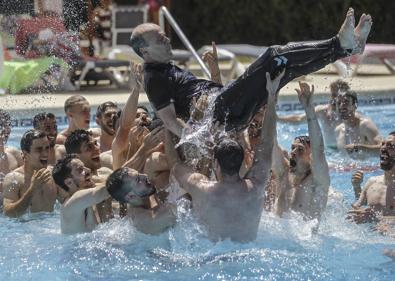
2,106,395,280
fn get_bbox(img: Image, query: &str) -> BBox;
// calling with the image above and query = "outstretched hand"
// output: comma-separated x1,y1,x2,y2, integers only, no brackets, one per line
296,82,314,108
191,94,209,122
202,41,219,73
265,70,285,100
128,62,143,89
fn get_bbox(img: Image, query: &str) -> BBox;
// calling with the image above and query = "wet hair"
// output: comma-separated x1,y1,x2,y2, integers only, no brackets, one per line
52,154,79,191
96,101,117,118
137,105,149,114
340,90,358,105
0,109,11,128
330,79,350,94
64,129,92,154
130,23,159,57
33,112,56,129
213,139,244,176
112,109,122,131
20,129,47,153
106,167,134,203
64,95,88,113
388,131,395,137
294,135,311,146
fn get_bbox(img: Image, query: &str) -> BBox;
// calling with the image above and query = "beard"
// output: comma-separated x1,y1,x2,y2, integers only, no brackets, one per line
340,111,351,120
380,159,395,171
380,151,395,171
141,184,156,197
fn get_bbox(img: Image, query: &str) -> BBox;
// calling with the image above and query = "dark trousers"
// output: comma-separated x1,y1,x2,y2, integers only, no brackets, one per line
213,36,348,131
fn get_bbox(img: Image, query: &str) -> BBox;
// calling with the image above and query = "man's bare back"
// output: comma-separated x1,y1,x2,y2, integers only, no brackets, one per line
166,71,282,242
193,179,264,242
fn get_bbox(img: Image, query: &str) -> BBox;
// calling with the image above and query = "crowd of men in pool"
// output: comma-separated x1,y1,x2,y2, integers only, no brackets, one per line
0,8,394,259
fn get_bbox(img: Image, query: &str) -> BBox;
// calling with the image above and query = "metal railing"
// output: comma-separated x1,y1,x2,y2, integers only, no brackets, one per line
159,6,211,78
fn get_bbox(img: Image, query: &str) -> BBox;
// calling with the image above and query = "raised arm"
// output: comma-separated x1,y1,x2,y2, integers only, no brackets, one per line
297,82,330,207
202,41,222,85
112,63,141,167
277,104,327,123
277,112,307,123
247,71,284,189
156,104,185,137
164,129,208,196
62,183,110,216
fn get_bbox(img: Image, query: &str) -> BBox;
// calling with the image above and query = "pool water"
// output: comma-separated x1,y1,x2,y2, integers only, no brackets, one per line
1,105,395,281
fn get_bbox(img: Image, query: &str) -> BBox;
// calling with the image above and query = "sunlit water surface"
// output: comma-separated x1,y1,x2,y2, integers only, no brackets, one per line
1,105,395,280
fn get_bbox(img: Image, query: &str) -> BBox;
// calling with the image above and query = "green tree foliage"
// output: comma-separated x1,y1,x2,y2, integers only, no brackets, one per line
170,0,394,48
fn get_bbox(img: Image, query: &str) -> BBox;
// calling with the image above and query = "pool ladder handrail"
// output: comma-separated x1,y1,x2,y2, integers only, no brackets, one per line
159,6,211,78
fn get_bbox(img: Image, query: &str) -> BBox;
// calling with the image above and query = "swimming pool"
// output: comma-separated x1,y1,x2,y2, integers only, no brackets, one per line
1,105,395,281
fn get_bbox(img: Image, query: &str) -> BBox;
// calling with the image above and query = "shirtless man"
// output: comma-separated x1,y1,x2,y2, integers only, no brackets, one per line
56,95,99,145
286,82,330,220
164,72,281,242
65,129,113,222
130,8,372,136
3,130,62,217
52,154,110,234
335,90,382,156
135,105,152,128
348,132,395,223
95,101,118,153
106,166,176,235
278,79,351,148
243,107,292,216
112,64,145,170
0,109,23,204
33,112,66,165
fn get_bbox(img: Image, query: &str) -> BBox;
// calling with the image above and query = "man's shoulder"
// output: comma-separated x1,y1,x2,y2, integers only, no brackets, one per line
4,168,24,179
98,166,112,176
365,175,384,187
5,146,20,155
359,117,378,131
61,192,89,216
56,132,67,144
3,170,24,188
